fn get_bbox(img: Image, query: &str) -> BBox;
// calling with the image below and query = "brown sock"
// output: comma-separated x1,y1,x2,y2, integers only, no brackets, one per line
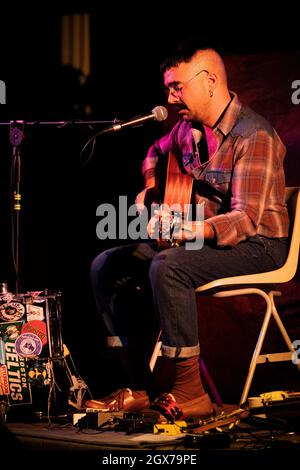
170,356,206,403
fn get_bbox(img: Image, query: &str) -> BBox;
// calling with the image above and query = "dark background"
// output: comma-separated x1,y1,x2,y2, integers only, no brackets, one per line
0,3,300,397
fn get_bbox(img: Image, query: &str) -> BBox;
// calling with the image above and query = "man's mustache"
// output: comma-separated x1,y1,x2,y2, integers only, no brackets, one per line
173,102,188,111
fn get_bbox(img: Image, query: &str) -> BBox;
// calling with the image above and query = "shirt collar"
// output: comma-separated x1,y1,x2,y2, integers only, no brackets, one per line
215,91,242,137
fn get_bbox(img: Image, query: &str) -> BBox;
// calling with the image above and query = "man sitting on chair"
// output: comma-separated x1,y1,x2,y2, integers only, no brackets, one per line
85,38,289,422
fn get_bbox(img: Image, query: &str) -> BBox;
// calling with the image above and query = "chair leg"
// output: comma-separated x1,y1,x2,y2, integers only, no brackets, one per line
199,356,223,406
149,330,162,372
270,291,300,373
239,290,300,405
239,290,273,405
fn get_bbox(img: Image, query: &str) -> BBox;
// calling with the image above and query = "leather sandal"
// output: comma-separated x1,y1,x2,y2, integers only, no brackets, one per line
83,388,150,412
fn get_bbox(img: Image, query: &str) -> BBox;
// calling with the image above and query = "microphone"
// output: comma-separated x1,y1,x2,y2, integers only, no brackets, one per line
103,106,168,134
80,106,168,166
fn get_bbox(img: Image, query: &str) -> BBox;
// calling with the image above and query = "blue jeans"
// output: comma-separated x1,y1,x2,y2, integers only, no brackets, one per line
91,236,288,358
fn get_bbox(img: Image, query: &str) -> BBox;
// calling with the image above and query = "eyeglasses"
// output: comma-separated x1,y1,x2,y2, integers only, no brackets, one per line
164,69,209,98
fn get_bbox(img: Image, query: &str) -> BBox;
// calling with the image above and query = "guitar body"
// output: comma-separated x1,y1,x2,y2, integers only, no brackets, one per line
164,150,193,212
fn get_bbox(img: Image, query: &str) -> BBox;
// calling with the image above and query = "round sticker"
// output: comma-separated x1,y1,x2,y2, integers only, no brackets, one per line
0,302,25,322
15,332,43,358
21,320,47,346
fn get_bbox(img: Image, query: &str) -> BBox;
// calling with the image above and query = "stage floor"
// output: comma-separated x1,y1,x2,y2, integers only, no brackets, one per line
3,413,300,467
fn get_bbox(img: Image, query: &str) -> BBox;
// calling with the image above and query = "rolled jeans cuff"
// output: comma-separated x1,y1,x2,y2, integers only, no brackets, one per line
161,343,200,358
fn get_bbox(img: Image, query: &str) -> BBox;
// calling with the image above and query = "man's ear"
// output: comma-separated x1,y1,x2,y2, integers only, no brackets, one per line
207,72,218,92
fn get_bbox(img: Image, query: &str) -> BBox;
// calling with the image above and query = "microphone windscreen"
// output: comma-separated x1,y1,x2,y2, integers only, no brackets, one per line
152,106,168,122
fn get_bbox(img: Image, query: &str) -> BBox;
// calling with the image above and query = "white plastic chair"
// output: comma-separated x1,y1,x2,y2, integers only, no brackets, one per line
195,187,300,405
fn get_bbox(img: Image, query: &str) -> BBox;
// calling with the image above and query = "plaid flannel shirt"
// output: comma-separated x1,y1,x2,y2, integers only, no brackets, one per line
142,93,289,246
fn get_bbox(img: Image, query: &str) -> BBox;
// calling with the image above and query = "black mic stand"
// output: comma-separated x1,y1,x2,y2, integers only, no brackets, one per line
9,120,25,293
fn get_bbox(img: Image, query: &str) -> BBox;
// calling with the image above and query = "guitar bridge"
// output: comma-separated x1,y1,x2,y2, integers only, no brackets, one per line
158,210,183,248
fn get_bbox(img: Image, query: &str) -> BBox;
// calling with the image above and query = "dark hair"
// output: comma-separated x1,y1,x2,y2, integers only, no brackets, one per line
160,37,224,73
